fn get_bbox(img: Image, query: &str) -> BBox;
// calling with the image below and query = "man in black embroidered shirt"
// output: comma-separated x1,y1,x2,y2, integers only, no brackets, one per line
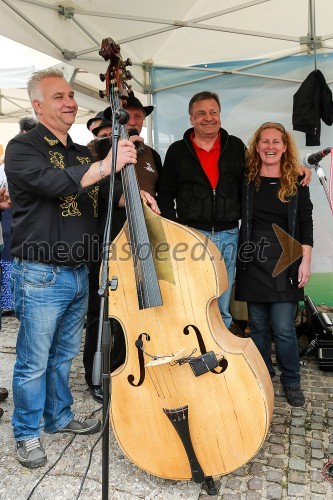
4,68,138,469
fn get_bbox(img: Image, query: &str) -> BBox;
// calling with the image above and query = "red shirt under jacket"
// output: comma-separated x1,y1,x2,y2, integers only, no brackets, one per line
190,131,220,189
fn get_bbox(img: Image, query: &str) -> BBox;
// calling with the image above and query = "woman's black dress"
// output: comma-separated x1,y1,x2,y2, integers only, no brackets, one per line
235,177,313,303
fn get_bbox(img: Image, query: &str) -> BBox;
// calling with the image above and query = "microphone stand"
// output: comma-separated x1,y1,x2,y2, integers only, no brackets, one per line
312,163,333,214
91,109,128,500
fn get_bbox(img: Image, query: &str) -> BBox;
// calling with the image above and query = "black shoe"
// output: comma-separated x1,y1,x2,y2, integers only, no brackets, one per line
0,387,8,402
59,415,101,434
284,386,305,407
90,387,103,404
16,438,47,468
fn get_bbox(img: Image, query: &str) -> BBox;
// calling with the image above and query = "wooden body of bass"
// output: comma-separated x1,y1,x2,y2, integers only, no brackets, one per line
108,210,274,481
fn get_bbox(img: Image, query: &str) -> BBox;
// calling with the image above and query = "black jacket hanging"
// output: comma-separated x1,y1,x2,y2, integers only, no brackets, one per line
292,69,333,146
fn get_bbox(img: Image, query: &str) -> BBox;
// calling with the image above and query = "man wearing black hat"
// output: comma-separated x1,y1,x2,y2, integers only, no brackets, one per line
18,117,37,133
83,91,162,403
86,111,104,137
91,116,113,140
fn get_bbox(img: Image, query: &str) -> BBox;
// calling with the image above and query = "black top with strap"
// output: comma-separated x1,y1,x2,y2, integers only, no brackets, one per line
235,176,313,303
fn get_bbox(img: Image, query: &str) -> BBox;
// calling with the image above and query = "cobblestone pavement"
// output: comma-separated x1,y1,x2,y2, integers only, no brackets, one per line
1,314,333,500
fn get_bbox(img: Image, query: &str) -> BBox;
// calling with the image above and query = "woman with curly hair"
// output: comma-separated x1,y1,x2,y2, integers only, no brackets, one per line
235,122,313,407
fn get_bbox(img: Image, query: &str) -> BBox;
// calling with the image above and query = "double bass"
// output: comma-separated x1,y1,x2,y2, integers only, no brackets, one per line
99,38,274,490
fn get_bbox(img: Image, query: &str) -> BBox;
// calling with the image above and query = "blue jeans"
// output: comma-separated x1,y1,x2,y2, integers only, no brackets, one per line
196,227,239,328
11,258,89,441
247,302,300,388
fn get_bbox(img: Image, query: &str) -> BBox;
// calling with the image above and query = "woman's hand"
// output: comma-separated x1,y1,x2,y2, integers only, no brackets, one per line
0,187,11,209
298,165,312,186
298,245,312,288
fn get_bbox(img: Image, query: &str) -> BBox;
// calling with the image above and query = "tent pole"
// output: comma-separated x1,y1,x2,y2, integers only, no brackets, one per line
309,0,317,70
143,63,153,147
146,93,153,148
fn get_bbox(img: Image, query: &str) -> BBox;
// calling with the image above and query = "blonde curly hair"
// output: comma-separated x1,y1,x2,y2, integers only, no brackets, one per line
246,122,300,203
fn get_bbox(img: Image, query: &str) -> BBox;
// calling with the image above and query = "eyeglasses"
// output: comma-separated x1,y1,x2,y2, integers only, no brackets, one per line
259,122,285,132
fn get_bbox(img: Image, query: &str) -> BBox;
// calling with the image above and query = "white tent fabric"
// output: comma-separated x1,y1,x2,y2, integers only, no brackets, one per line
0,66,34,88
1,0,333,97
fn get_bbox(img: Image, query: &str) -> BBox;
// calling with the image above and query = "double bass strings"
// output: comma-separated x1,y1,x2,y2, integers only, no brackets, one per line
107,73,190,413
109,90,179,407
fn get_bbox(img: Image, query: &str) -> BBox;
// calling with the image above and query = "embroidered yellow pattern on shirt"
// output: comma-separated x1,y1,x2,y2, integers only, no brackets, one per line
48,151,78,215
49,151,65,169
44,137,59,146
76,156,91,164
60,195,81,217
75,155,99,217
48,152,94,217
88,186,99,218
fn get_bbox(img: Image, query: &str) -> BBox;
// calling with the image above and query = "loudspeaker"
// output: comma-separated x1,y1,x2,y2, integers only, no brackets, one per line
303,296,333,371
317,340,333,370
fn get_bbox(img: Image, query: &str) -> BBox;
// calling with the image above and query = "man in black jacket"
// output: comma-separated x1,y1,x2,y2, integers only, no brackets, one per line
158,91,245,329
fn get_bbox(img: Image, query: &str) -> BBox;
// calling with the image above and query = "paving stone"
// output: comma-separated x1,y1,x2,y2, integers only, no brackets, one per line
287,482,307,497
311,459,328,470
291,435,306,446
249,462,264,476
247,477,263,490
225,477,242,490
266,469,283,482
231,467,246,477
266,482,283,499
289,444,306,457
268,443,285,455
288,457,307,471
219,494,241,500
310,481,328,494
311,422,325,430
311,439,324,449
287,470,307,483
290,426,306,436
245,491,261,500
290,417,305,426
266,456,286,468
312,448,325,459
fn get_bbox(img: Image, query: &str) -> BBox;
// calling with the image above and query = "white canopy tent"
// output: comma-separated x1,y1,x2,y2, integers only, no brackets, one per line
0,0,332,303
1,0,333,114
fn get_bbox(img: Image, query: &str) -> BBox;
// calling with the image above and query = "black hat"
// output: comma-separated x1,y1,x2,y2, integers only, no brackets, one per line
91,116,113,136
86,110,104,131
103,91,154,121
19,117,37,132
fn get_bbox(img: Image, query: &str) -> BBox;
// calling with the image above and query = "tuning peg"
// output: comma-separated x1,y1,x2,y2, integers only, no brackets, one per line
125,70,133,80
99,90,106,99
99,73,106,82
124,58,132,67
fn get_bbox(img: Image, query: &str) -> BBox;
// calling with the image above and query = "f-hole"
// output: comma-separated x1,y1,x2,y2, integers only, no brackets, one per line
183,324,227,374
128,332,150,387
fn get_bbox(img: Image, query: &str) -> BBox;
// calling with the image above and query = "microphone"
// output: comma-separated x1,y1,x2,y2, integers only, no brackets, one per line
128,128,145,154
114,108,129,125
303,147,331,168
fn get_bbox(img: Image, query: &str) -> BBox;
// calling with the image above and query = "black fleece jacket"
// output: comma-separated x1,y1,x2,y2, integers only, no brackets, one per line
158,127,246,232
